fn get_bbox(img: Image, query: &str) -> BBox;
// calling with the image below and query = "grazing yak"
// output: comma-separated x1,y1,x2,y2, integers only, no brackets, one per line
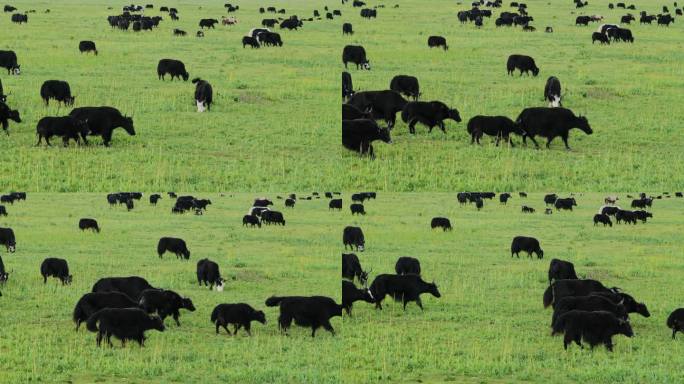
552,310,633,351
79,218,100,232
73,292,139,330
40,258,72,285
431,217,452,231
499,193,512,204
0,102,21,134
348,90,408,128
511,236,544,258
69,106,135,146
40,80,75,106
548,258,578,282
157,237,190,259
192,78,213,112
342,253,369,285
466,115,523,146
157,59,189,81
342,119,392,159
35,116,88,147
265,295,342,337
390,75,420,100
329,199,343,210
506,54,539,76
395,256,421,275
343,226,365,251
149,194,161,205
593,213,612,226
342,45,370,70
615,209,637,224
0,50,20,75
261,210,286,225
139,289,195,326
544,76,562,107
552,295,628,327
516,107,592,150
400,101,461,134
92,276,156,301
342,280,374,315
199,18,218,29
78,41,98,55
667,308,684,339
86,307,165,347
242,214,261,227
343,22,353,34
554,197,577,211
369,274,441,310
350,203,366,215
0,227,16,252
211,303,266,335
197,258,225,291
427,35,448,50
592,31,610,44
285,198,296,208
342,71,354,100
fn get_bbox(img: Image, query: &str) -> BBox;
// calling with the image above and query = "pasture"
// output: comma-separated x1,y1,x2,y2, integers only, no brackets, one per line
0,193,338,383
0,0,337,191
339,0,684,191
342,192,684,383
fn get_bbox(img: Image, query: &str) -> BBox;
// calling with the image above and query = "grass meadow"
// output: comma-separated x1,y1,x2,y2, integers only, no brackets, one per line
338,0,684,191
341,192,684,383
0,193,339,383
0,0,338,191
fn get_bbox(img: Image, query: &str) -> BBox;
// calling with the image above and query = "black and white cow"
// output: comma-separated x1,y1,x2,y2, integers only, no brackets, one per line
192,78,213,112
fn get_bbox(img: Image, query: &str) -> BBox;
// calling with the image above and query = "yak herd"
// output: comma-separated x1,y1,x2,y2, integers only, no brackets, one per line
1,1,338,147
341,190,684,351
341,0,681,158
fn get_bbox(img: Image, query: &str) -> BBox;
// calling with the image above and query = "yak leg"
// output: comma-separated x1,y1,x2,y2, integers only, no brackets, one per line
561,134,571,150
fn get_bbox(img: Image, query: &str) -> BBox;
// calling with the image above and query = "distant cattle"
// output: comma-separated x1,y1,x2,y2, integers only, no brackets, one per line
343,226,365,251
0,50,20,75
157,237,190,259
69,106,135,146
348,90,408,128
40,80,75,106
197,258,225,290
342,119,392,159
593,213,612,226
522,206,536,213
0,228,16,252
79,218,100,232
554,197,577,211
35,116,88,147
199,18,218,29
431,217,452,231
499,193,512,204
667,308,684,339
466,115,523,146
544,76,562,107
390,75,420,100
157,59,189,81
40,258,72,285
552,310,633,351
79,41,98,55
265,295,342,337
395,256,421,275
343,22,353,34
211,303,266,335
592,31,610,44
516,108,592,150
601,206,619,216
242,214,261,227
73,292,139,330
86,308,165,347
576,15,591,25
401,101,461,134
511,236,543,258
360,8,377,18
262,18,278,27
631,198,652,209
506,54,539,76
615,209,637,224
139,289,195,326
350,203,366,215
548,259,578,282
10,13,27,24
242,36,260,48
192,78,213,112
342,252,369,285
149,194,161,205
0,206,6,216
262,210,286,225
342,45,370,70
425,35,448,50
369,274,440,310
342,280,374,315
633,210,652,223
329,199,343,210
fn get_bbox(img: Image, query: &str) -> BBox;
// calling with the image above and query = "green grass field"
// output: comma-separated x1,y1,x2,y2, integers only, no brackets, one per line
0,193,339,383
341,192,684,383
338,0,684,191
0,0,338,191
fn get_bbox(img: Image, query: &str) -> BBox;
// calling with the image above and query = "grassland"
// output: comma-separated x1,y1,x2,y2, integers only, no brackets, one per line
0,193,339,383
0,0,338,191
341,192,684,383
338,0,684,191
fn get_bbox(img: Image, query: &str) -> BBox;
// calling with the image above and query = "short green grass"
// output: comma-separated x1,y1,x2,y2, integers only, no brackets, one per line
341,192,684,383
338,0,684,191
0,0,338,191
0,193,339,383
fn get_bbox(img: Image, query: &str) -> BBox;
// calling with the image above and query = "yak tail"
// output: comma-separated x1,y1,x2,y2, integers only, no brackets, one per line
73,302,85,325
191,78,201,84
551,312,566,336
210,306,220,323
85,310,103,333
543,285,554,308
265,296,285,307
